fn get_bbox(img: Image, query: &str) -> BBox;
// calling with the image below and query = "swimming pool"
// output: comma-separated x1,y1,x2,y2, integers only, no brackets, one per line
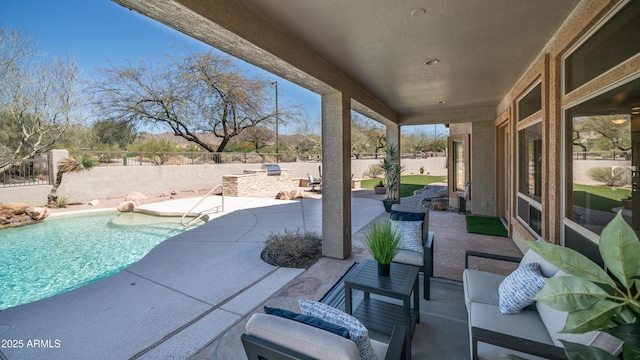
0,211,195,310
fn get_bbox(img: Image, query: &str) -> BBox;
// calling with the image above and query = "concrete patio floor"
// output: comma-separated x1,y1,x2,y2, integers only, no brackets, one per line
192,194,524,360
0,189,524,359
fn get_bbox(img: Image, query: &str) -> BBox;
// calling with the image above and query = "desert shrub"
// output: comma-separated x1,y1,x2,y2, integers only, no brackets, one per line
55,196,69,208
587,166,630,186
367,164,384,177
261,229,322,268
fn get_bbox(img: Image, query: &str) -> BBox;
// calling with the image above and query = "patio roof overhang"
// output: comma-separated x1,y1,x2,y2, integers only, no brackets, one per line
113,0,582,126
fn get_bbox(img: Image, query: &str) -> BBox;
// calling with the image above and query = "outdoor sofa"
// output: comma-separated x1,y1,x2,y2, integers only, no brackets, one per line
463,244,622,360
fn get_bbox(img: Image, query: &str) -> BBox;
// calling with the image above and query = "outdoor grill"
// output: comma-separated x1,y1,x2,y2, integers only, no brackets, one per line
262,163,281,176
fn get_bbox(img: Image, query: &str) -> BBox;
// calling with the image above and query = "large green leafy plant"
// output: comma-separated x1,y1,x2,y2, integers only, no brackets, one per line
527,212,640,359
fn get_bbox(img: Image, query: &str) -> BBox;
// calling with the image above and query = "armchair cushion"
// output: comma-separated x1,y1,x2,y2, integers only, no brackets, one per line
299,299,378,360
245,313,360,359
393,249,423,266
264,306,350,338
498,262,547,314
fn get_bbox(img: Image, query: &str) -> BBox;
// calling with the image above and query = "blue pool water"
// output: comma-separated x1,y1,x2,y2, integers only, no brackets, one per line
0,212,194,310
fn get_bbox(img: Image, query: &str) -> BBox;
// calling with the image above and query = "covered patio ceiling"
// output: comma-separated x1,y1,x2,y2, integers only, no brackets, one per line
114,0,581,125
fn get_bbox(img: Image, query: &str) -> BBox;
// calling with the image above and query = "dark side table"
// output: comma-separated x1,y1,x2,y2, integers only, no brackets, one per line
344,259,419,359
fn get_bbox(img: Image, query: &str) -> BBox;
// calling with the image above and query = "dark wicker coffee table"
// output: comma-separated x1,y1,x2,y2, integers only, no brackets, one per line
344,259,419,359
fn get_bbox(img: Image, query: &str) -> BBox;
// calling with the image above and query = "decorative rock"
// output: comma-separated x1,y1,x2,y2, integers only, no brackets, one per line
171,190,178,196
125,191,147,201
0,203,29,215
117,200,138,212
89,199,100,207
433,201,448,211
25,207,51,221
275,190,304,200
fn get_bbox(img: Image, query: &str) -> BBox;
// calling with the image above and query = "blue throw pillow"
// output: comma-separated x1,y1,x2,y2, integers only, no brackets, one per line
390,210,425,222
498,262,547,314
391,219,424,253
263,306,350,338
299,300,378,360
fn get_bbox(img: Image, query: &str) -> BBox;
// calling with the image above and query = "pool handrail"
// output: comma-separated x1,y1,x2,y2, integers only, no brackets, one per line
181,185,225,228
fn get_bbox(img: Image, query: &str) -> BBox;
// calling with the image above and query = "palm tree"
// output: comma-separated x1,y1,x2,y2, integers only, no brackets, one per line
47,155,99,207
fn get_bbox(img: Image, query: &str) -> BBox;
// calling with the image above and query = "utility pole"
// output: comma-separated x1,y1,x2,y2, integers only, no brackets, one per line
271,81,279,157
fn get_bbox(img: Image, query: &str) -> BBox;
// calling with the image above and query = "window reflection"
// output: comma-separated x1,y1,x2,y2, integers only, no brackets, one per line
519,122,542,203
566,77,640,234
454,141,465,191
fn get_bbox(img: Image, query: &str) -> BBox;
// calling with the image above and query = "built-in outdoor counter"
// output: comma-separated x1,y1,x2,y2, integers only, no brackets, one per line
222,168,294,196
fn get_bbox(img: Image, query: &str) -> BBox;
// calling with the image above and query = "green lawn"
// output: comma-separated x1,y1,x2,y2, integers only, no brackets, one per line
361,175,447,198
573,184,630,212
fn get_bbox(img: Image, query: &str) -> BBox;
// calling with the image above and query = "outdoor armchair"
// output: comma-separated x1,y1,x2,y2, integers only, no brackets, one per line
389,204,433,300
306,173,321,192
241,313,406,360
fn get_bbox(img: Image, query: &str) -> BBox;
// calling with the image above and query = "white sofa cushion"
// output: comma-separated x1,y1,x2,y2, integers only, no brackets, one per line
470,302,554,345
246,313,360,359
463,269,505,309
519,244,560,278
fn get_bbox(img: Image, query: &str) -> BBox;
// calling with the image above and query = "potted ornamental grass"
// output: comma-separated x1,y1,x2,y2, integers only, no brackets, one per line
380,144,405,212
374,179,386,194
364,220,400,276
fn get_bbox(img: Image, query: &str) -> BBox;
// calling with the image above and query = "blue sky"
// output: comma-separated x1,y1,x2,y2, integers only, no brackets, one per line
1,0,322,134
1,0,445,137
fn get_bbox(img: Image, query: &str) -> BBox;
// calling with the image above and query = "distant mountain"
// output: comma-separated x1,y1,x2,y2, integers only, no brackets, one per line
136,132,222,147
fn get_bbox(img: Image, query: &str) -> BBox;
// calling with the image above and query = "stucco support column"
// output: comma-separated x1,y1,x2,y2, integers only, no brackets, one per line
321,92,352,259
386,124,401,202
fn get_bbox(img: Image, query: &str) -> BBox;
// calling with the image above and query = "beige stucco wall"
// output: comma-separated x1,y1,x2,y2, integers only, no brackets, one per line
471,121,496,216
2,158,448,205
0,185,51,206
447,121,496,215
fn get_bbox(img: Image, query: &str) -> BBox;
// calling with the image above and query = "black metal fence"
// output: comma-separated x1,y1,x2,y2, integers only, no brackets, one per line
71,150,445,166
1,150,447,187
70,151,323,166
0,158,50,187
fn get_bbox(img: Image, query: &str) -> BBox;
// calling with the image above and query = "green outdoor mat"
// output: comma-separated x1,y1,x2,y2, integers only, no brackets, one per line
465,215,508,237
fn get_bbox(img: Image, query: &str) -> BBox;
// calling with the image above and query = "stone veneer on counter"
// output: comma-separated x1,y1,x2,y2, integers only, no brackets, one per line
222,169,296,196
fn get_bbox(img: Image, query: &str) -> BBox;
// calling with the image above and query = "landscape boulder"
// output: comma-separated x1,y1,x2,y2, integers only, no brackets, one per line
125,191,147,202
117,200,139,212
0,203,29,215
25,207,51,221
275,190,304,200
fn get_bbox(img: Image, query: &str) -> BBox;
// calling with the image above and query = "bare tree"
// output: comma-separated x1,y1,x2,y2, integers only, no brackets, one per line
238,125,274,152
0,26,80,171
91,50,280,155
402,129,429,158
574,115,631,151
351,112,385,158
